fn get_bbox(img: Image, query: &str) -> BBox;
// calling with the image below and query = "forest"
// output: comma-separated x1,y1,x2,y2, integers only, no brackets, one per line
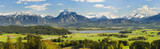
0,25,71,35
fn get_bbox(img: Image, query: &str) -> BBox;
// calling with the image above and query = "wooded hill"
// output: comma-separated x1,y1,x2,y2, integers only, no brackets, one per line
0,25,71,35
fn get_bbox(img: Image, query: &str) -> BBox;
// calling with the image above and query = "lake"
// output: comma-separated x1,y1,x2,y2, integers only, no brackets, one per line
70,30,120,33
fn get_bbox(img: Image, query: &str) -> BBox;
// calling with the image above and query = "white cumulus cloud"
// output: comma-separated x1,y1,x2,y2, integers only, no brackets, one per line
132,5,158,16
25,3,51,11
93,4,119,10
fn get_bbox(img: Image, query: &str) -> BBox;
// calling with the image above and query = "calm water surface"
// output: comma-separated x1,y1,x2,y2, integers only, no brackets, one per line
70,30,120,33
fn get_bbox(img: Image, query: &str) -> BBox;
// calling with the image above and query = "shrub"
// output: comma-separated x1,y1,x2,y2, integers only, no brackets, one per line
129,37,148,41
119,30,132,34
130,41,150,49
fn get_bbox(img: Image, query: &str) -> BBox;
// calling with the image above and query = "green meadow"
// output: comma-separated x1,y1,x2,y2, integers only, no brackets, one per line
0,29,160,49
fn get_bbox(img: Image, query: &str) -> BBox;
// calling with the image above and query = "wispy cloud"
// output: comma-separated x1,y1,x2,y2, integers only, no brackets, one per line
24,2,28,4
0,5,4,8
86,0,104,2
16,0,46,4
93,4,104,7
73,0,105,2
73,0,85,2
86,12,119,19
126,5,131,8
0,11,34,15
16,1,22,4
25,3,51,11
56,3,64,5
114,11,118,12
16,2,28,4
145,0,152,1
149,7,160,9
18,0,46,2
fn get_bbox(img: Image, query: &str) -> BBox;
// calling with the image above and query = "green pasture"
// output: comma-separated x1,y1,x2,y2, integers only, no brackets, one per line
0,29,160,49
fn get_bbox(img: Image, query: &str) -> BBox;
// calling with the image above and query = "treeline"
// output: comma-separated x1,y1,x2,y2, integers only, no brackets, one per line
119,30,132,34
52,37,160,49
0,25,71,35
0,35,59,49
129,40,160,49
98,34,128,38
1,35,160,49
52,38,127,49
129,37,148,41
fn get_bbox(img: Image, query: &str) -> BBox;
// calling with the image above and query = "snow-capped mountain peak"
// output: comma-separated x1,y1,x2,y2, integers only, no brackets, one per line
132,13,148,18
124,13,152,19
85,13,120,19
61,9,71,15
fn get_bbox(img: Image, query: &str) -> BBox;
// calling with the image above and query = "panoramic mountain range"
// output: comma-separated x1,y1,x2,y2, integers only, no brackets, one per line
0,9,160,28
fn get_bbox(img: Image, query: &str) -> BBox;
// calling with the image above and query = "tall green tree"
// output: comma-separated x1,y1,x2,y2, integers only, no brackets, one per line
4,37,15,49
133,46,136,49
110,45,114,49
35,35,42,49
27,35,36,49
0,42,4,49
130,41,150,49
119,43,124,49
15,36,24,49
151,40,160,49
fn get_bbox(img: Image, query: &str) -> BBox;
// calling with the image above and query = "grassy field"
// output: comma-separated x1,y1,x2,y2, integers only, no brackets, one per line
0,29,160,49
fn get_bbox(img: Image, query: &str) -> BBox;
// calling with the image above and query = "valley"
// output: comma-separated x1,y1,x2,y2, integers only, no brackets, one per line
1,0,160,49
0,27,160,49
0,10,160,49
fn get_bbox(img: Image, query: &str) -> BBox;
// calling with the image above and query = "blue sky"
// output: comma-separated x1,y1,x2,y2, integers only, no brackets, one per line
0,0,160,17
